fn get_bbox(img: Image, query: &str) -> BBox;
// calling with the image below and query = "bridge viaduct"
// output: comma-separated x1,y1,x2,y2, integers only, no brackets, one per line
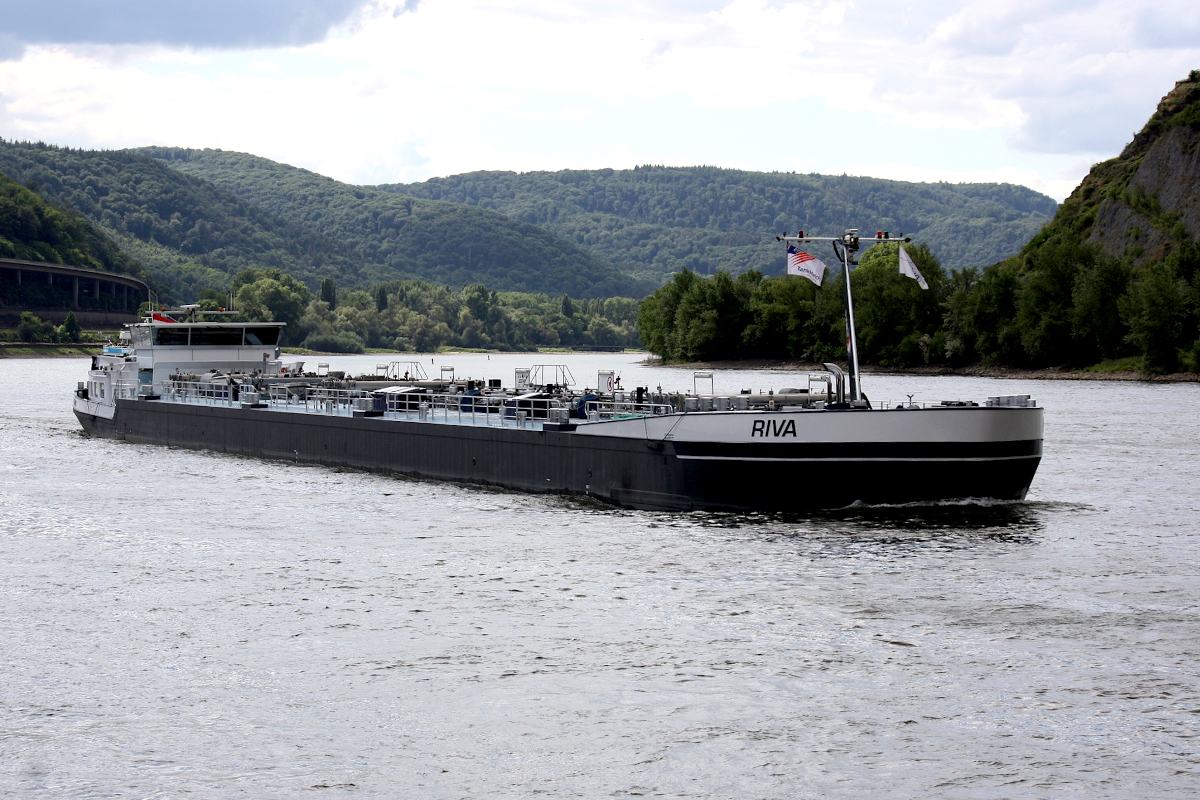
0,257,149,327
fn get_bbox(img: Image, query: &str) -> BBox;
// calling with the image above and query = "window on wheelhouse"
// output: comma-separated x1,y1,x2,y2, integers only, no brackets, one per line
244,326,281,346
153,327,190,346
190,327,244,346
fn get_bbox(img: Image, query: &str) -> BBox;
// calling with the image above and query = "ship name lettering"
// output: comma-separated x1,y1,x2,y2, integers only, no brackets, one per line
751,419,796,437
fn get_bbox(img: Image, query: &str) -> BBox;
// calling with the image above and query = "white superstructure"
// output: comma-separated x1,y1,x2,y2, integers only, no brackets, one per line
74,320,286,420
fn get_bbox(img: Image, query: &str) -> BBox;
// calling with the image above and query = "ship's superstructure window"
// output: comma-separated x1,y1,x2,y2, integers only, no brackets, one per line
190,327,244,346
142,324,282,347
244,327,281,346
153,327,190,346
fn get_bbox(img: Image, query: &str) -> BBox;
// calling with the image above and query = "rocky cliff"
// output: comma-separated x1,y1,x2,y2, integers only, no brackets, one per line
1033,71,1200,262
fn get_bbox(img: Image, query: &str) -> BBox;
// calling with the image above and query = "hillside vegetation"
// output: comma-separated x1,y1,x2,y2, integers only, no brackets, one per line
209,269,639,352
0,140,360,301
0,141,650,303
380,167,1057,282
639,71,1200,374
139,147,650,299
0,167,136,273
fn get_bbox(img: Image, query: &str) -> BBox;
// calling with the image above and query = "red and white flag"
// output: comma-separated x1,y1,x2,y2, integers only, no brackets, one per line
787,246,826,286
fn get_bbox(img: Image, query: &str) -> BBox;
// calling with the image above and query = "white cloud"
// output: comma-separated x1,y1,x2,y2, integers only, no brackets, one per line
247,60,285,75
0,0,1196,200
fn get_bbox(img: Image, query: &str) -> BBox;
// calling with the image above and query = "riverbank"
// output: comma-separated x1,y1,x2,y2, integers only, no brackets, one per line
643,357,1200,383
0,343,102,358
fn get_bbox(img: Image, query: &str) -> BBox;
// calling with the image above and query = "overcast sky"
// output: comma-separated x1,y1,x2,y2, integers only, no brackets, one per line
1,0,1197,201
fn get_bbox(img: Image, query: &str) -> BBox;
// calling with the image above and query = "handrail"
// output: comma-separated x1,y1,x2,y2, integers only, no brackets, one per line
583,399,675,421
133,378,972,416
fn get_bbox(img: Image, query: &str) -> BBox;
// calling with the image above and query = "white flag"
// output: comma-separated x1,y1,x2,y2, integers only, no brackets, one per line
899,244,928,290
787,245,826,286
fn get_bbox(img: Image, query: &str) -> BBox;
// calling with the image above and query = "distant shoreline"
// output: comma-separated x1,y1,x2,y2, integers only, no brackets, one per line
0,343,100,358
640,357,1200,383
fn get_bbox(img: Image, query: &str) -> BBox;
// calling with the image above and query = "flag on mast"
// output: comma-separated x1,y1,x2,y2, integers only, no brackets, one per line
787,245,826,286
899,244,928,290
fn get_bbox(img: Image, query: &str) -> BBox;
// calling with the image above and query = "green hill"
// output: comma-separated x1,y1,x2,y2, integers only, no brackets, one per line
0,140,361,301
0,166,137,274
137,147,651,299
377,166,1058,282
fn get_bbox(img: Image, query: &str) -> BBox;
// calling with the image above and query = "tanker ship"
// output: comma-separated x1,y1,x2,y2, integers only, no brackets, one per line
73,231,1043,511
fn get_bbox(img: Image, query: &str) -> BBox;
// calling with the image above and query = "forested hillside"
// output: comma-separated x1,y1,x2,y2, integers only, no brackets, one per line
0,168,136,274
380,167,1057,282
0,140,360,301
201,267,638,352
0,141,650,302
140,147,650,299
638,72,1200,374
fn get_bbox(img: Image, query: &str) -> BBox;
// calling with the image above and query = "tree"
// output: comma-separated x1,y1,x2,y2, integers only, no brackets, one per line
741,274,819,360
234,271,312,345
17,311,52,343
970,259,1024,365
302,330,364,354
942,267,980,364
374,284,389,312
320,277,338,310
1121,261,1186,373
850,242,945,366
637,270,698,360
1016,241,1092,367
1071,254,1131,362
561,293,574,318
464,284,493,320
667,270,757,362
59,310,82,343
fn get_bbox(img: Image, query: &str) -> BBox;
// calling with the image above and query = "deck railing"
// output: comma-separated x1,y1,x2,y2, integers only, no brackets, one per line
581,399,676,421
155,379,990,421
162,379,249,406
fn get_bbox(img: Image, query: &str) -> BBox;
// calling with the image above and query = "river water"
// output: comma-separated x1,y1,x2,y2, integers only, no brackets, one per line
1,353,1198,799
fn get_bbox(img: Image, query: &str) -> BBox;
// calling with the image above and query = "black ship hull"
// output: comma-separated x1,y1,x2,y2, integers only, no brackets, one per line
75,400,1043,511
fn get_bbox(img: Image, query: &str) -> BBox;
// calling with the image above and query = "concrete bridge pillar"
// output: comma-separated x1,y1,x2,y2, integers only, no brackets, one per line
93,277,99,303
14,269,20,285
73,276,79,308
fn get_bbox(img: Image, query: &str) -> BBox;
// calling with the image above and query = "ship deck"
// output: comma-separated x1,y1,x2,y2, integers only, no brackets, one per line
153,382,665,431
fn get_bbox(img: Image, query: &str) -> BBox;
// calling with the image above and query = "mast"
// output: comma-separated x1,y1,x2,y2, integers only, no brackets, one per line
776,229,911,405
839,230,862,402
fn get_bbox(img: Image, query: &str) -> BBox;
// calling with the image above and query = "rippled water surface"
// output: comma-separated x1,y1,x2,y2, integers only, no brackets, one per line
2,354,1198,798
